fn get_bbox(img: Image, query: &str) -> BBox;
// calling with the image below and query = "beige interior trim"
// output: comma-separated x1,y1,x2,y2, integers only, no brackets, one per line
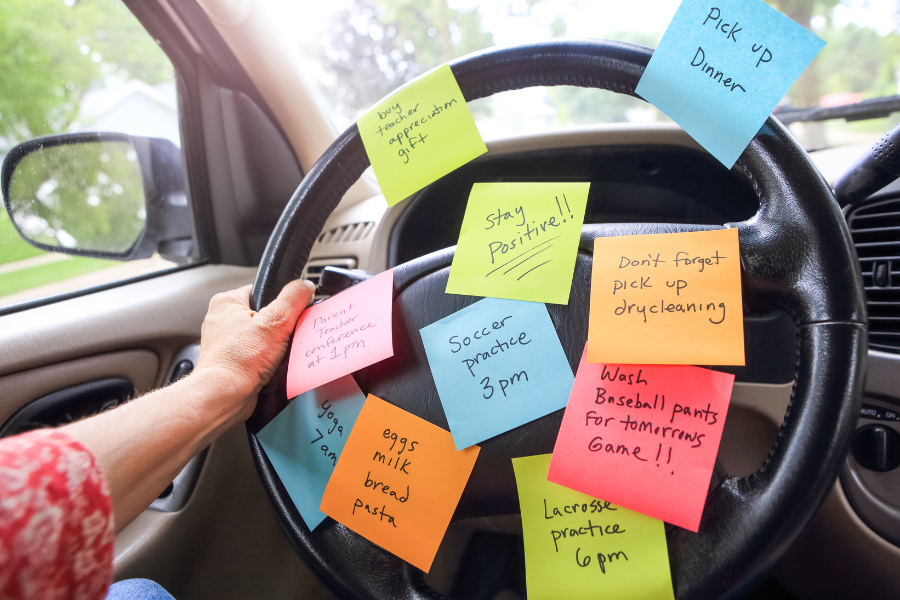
193,0,378,205
0,265,255,377
0,349,159,425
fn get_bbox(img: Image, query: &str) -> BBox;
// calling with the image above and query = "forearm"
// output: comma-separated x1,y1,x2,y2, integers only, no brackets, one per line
63,368,251,533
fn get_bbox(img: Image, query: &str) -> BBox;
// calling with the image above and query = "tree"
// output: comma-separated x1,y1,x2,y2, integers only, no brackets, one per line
0,0,173,151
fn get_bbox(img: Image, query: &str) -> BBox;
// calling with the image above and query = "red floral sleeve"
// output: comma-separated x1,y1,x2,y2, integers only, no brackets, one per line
0,429,114,600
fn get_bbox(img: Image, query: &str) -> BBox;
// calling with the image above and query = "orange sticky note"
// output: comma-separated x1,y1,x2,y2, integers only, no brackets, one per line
548,347,735,531
286,270,394,399
588,228,744,365
320,395,480,571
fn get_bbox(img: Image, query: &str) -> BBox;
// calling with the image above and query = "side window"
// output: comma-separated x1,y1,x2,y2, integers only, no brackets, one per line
0,0,196,311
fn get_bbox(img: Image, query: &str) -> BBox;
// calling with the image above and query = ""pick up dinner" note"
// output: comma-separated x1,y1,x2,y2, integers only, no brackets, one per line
320,395,479,572
635,0,825,168
420,298,575,449
514,454,675,600
257,375,367,530
548,348,735,531
358,64,487,206
588,228,744,365
446,182,590,304
286,269,394,399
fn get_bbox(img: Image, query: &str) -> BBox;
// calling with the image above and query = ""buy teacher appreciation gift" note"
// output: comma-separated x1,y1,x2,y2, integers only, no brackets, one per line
635,0,825,168
286,269,394,399
320,395,480,572
588,228,744,365
446,182,590,304
257,375,366,530
420,298,574,449
548,348,735,531
358,64,487,206
514,454,675,600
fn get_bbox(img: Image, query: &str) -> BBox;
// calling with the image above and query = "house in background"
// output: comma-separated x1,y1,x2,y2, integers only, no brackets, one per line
73,78,180,145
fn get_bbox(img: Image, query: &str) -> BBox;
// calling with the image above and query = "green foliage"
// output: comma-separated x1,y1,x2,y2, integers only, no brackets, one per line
0,0,173,148
0,212,43,265
818,23,900,98
0,255,115,297
9,141,145,253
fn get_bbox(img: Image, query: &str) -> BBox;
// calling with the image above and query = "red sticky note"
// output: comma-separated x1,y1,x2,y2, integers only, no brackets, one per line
286,270,394,399
548,346,734,531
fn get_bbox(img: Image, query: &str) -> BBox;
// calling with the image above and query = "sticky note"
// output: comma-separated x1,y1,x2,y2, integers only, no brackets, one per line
446,182,590,304
635,0,825,168
358,64,487,206
588,228,744,365
514,454,675,600
420,298,574,449
257,375,366,530
320,395,479,572
548,348,735,531
286,269,394,399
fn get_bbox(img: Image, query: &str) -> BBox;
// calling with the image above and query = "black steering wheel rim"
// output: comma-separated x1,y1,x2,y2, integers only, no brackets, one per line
247,39,868,600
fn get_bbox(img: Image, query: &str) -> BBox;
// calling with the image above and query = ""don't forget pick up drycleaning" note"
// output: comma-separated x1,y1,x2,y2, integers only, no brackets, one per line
635,0,825,168
514,454,675,600
358,64,487,206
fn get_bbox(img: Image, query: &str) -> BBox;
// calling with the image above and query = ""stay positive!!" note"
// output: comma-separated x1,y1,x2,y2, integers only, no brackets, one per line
320,395,479,572
635,0,825,168
548,348,735,531
257,375,367,530
420,298,574,450
446,182,590,304
358,64,487,206
514,454,675,600
286,270,394,399
588,228,744,365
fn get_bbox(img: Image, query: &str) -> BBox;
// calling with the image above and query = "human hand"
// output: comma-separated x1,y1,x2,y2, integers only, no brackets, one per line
194,280,315,422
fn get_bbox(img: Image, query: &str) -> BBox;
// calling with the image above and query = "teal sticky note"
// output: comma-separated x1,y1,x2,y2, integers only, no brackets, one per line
257,375,366,530
420,298,574,449
635,0,825,168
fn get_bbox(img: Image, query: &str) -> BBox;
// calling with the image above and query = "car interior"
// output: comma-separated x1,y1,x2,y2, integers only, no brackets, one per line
1,0,899,599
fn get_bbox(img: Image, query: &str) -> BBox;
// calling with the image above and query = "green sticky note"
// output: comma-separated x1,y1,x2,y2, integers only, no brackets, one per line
513,454,675,600
358,64,487,206
446,182,590,304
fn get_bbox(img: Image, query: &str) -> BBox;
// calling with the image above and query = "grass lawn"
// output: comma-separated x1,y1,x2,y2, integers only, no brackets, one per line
0,255,116,297
0,212,44,265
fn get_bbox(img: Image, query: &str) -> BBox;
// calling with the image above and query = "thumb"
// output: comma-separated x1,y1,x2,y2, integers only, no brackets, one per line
259,280,316,330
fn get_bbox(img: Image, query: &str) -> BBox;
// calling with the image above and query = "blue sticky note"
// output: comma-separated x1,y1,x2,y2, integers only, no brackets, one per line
257,375,366,530
420,298,574,449
635,0,825,168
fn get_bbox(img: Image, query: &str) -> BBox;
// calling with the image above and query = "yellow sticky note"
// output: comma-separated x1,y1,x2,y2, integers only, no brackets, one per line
513,454,675,600
445,182,590,304
588,228,744,365
358,64,487,206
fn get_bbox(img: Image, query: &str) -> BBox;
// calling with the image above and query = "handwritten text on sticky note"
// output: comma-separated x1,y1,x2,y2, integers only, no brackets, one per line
548,349,735,531
320,395,479,572
286,270,394,399
635,0,825,168
257,375,366,530
420,298,574,449
446,182,590,304
514,454,675,600
588,228,744,365
358,64,487,206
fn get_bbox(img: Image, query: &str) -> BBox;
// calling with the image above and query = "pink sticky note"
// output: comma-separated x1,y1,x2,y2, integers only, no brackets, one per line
286,270,394,399
548,345,734,531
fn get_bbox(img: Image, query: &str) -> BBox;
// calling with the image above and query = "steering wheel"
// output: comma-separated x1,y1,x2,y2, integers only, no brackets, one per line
245,40,867,599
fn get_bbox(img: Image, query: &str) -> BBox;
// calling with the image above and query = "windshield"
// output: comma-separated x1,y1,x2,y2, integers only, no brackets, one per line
260,0,900,151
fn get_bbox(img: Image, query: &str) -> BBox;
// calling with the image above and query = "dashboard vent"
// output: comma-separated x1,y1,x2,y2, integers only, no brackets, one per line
848,197,900,353
317,222,375,244
301,258,357,300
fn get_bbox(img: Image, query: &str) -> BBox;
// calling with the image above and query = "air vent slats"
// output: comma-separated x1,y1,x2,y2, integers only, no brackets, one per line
849,196,900,354
317,221,376,245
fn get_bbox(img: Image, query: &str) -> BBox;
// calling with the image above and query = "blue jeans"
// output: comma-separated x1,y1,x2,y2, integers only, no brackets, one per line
105,579,175,600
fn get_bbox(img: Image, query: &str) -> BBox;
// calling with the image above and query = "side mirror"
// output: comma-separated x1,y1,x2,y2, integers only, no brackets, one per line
1,132,194,262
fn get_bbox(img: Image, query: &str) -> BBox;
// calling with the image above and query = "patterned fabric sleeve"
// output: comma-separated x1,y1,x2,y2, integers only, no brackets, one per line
0,429,114,600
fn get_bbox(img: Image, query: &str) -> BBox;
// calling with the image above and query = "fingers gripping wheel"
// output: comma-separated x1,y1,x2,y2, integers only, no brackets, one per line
248,40,867,600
